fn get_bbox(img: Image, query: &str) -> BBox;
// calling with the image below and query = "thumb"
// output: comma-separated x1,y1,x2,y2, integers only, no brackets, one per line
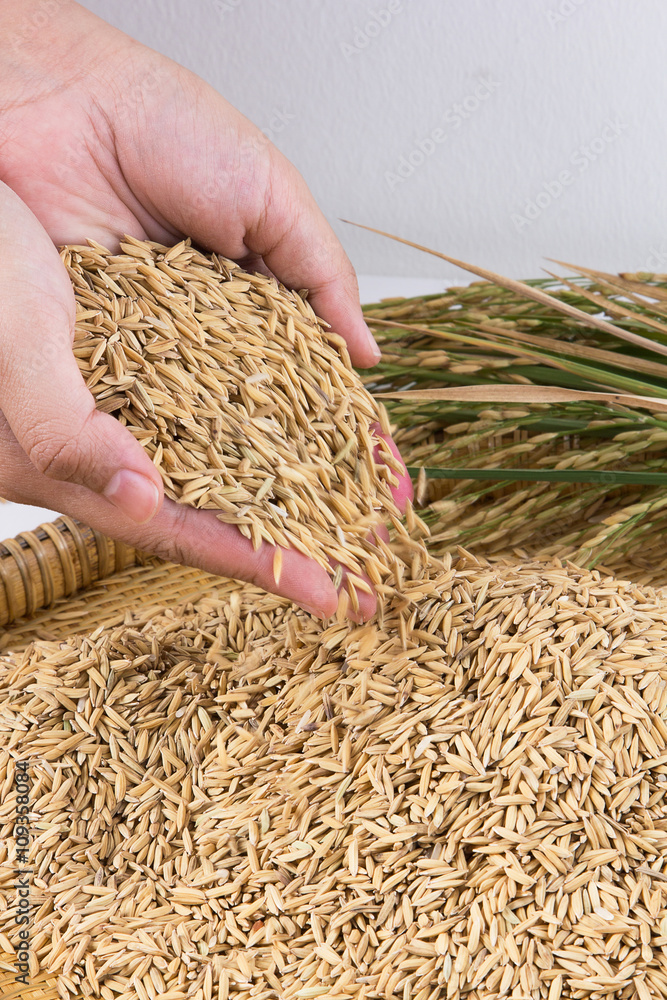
0,182,162,523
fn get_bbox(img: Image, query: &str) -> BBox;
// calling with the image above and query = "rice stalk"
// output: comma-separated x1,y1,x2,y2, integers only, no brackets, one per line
353,233,667,577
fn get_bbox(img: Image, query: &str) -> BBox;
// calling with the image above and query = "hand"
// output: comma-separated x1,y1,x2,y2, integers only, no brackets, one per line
0,0,412,618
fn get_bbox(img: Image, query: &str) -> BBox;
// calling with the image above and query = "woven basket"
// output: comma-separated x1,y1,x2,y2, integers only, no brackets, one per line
1,506,666,1000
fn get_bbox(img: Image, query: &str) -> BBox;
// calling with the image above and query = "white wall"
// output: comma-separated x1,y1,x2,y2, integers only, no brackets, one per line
78,0,667,282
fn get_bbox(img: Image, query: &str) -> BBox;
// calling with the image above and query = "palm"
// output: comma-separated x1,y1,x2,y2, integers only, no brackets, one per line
1,69,189,251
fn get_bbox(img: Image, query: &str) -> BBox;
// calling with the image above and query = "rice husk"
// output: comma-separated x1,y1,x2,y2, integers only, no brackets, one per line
64,236,408,598
3,550,667,999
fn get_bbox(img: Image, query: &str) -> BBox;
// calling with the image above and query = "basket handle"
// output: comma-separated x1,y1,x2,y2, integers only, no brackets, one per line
0,516,138,627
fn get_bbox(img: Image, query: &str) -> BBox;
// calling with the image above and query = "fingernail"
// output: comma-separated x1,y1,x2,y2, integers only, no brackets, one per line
298,602,327,619
364,323,382,362
104,470,160,524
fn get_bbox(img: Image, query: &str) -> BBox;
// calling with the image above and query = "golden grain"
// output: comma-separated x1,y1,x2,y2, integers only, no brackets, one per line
2,550,667,998
64,237,408,603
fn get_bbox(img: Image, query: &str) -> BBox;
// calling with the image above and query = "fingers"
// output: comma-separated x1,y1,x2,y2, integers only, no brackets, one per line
0,410,338,616
0,395,410,621
143,509,339,619
112,503,340,619
242,165,382,368
0,400,404,621
0,183,163,524
372,425,415,512
334,561,377,623
115,71,381,368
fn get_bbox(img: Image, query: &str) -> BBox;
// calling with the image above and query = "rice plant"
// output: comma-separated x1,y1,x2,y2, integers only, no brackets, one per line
358,226,667,583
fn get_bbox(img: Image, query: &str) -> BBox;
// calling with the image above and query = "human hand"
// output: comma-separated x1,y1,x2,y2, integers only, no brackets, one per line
0,0,413,618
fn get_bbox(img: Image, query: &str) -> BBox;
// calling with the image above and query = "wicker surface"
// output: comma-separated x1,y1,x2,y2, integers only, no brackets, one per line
0,516,137,629
0,558,225,653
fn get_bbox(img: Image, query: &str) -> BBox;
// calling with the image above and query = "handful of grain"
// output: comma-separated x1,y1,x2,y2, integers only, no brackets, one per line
65,237,406,602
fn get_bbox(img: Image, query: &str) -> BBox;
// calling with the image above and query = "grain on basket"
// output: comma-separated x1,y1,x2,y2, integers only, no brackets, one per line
64,236,421,606
2,550,667,999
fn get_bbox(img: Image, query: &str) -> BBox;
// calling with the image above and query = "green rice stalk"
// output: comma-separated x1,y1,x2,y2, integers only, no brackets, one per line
355,234,667,581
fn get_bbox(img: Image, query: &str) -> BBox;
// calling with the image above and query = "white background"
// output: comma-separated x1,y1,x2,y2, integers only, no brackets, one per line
4,0,667,538
75,0,667,281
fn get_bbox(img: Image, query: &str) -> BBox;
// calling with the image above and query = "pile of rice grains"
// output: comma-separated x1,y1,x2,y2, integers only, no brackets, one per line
66,238,415,614
1,239,667,1000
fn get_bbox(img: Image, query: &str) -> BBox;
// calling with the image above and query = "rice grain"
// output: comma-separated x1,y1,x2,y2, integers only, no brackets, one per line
64,237,409,602
2,552,667,998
